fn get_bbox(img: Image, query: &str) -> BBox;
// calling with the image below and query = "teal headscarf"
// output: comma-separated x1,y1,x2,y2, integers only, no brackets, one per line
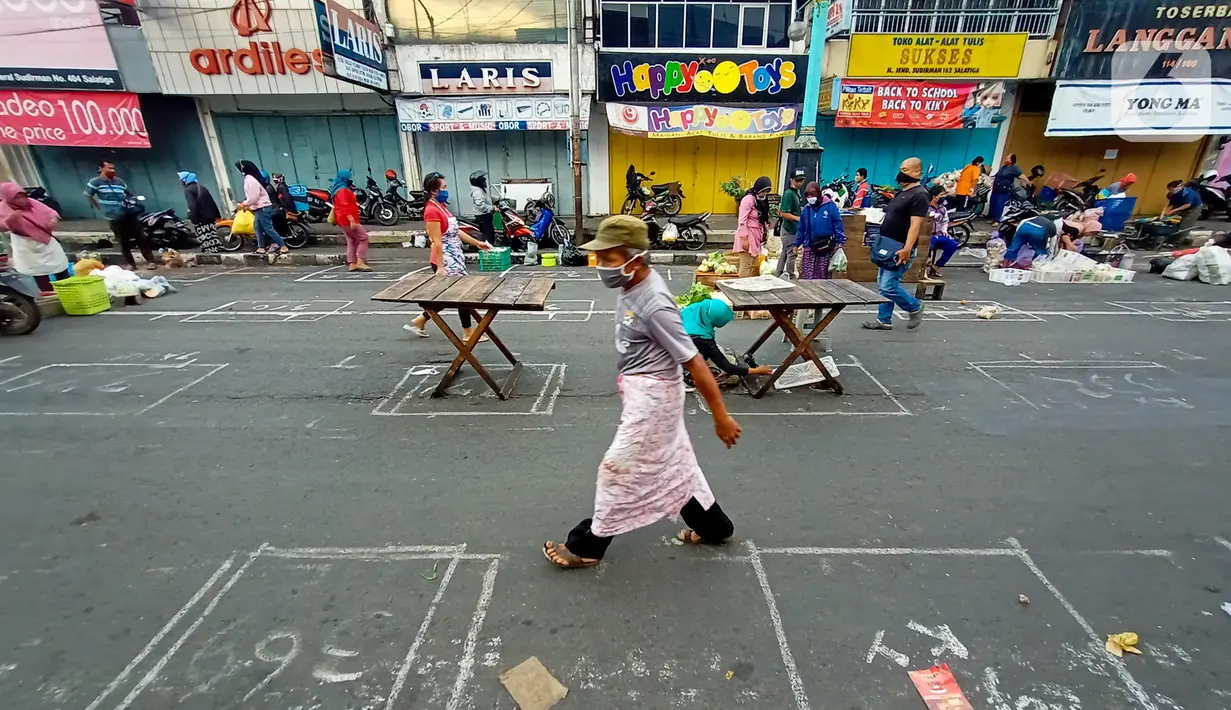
681,298,734,340
331,169,352,196
177,171,198,184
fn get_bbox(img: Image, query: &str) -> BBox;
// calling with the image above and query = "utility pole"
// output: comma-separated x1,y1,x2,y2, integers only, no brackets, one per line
786,0,829,183
566,0,584,241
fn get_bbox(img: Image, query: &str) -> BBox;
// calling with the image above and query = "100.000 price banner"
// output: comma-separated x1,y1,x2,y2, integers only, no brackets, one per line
0,90,149,148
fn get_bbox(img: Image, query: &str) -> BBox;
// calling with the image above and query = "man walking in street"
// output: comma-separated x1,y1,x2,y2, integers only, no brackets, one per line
85,161,157,270
542,215,741,569
863,157,927,331
775,168,806,278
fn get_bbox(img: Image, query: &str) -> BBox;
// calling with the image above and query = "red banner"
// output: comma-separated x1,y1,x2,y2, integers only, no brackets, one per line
0,91,150,148
835,80,977,129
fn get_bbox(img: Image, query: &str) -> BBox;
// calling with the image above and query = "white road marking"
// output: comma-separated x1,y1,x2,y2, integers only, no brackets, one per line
865,630,910,667
295,264,344,282
329,355,358,369
759,546,1018,556
83,555,238,710
0,355,22,365
384,555,462,710
906,620,969,659
1215,536,1231,553
747,541,810,710
445,558,499,710
137,364,229,414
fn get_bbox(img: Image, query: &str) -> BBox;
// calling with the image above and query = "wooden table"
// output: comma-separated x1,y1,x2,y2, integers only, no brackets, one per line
372,273,555,400
715,278,886,397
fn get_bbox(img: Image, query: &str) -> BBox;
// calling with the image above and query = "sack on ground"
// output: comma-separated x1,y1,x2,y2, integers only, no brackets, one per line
765,235,783,258
232,209,256,235
1162,253,1200,281
830,248,848,273
1149,255,1175,274
1196,246,1231,285
558,239,587,267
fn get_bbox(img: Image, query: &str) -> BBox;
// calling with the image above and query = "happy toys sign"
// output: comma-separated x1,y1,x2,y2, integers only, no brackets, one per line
607,102,798,140
598,53,807,104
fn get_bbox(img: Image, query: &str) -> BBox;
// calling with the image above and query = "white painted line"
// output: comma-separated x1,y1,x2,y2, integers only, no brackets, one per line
499,264,520,277
1215,536,1231,553
385,555,462,710
0,364,51,387
136,363,229,414
263,544,465,557
1007,538,1160,710
372,367,419,415
330,355,357,369
446,558,500,710
398,265,430,280
0,355,22,365
83,555,237,710
295,264,344,282
372,363,565,417
969,363,1040,410
747,541,810,710
850,355,910,416
758,546,1017,556
114,544,268,710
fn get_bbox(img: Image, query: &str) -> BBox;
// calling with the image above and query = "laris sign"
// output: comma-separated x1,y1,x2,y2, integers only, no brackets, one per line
417,62,553,95
0,90,149,148
314,0,388,91
597,53,807,104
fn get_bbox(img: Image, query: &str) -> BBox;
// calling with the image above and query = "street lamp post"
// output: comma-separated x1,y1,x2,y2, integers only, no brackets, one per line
786,0,829,184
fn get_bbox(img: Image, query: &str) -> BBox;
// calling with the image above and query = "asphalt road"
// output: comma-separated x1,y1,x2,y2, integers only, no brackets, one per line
2,260,1230,710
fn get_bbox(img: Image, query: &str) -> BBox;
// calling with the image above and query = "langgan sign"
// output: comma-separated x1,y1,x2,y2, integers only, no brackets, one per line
597,53,807,104
1056,0,1231,79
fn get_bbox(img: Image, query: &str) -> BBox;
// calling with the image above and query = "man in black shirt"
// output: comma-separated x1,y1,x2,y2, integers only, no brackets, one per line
864,157,927,331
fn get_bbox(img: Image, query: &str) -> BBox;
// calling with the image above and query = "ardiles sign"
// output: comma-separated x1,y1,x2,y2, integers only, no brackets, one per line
189,0,327,76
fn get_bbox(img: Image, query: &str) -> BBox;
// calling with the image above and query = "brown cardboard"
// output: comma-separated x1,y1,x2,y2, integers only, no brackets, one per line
499,657,568,710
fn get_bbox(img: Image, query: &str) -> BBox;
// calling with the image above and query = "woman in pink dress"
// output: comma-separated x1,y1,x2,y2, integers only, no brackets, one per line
731,176,771,277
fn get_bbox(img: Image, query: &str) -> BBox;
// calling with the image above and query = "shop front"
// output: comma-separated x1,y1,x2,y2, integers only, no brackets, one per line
396,59,591,216
140,0,395,202
1003,0,1220,215
813,32,1024,183
597,52,808,214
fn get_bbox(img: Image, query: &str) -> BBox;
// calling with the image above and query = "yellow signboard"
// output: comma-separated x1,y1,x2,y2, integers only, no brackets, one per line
818,76,835,112
847,33,1028,79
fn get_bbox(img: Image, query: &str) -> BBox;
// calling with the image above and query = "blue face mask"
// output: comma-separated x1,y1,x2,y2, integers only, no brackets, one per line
436,190,449,204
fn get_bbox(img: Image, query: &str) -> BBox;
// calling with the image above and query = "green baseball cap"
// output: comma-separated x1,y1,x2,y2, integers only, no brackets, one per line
579,214,650,251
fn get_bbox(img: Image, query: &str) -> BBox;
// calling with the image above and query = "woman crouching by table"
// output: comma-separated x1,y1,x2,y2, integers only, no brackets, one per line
793,181,845,279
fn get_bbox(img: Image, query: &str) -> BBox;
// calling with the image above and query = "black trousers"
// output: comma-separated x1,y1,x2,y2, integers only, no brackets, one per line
109,214,156,267
33,269,72,292
565,498,734,559
429,262,472,328
474,211,497,244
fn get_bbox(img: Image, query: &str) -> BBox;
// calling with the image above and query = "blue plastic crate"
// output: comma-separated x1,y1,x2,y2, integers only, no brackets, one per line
1095,197,1137,231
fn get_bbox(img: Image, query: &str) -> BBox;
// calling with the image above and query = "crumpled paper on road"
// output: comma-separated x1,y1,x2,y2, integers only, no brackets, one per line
1106,632,1142,657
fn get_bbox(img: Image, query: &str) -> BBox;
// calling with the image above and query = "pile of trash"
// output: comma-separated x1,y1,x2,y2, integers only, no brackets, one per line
1156,244,1231,285
80,264,178,299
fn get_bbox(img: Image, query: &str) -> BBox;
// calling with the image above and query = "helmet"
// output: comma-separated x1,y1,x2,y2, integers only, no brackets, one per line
385,169,397,180
469,170,488,187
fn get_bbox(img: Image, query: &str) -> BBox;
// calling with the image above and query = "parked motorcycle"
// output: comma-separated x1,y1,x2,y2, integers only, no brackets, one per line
1191,169,1229,220
125,195,196,250
23,186,62,215
214,209,312,251
354,172,398,226
382,169,426,222
1053,170,1105,214
641,198,709,251
622,165,683,216
993,198,1042,244
820,173,851,208
525,191,572,249
0,268,41,336
293,185,333,223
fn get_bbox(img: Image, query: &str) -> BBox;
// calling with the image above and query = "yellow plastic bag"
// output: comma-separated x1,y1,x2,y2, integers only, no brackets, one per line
326,208,337,226
231,208,255,236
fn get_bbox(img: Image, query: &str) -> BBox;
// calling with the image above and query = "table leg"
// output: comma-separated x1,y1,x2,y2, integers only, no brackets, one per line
743,317,783,358
752,307,844,398
467,308,518,365
426,309,508,399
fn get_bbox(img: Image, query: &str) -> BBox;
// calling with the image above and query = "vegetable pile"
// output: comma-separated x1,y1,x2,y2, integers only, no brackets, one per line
675,282,712,307
696,251,738,274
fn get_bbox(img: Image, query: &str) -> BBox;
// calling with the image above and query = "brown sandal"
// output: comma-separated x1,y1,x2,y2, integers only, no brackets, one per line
542,542,599,568
677,529,704,545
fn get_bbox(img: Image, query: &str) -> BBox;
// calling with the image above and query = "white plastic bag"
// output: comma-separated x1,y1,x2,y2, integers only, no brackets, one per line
662,223,679,243
830,247,848,273
983,237,1006,273
1162,253,1200,281
765,234,783,258
1196,246,1231,285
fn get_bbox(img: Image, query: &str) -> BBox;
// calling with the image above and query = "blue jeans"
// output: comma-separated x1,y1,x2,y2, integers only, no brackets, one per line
253,206,285,250
877,256,920,324
1003,222,1048,262
929,235,961,266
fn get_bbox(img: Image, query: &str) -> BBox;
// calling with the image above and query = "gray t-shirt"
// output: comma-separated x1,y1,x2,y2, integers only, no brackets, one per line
615,270,698,376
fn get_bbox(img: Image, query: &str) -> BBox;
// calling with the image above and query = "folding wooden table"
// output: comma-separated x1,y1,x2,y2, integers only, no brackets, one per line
372,273,555,400
715,278,886,397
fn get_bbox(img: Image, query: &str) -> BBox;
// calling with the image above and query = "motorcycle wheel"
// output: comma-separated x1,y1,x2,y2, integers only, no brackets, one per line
657,194,682,216
284,223,310,249
549,220,571,247
0,288,41,336
376,203,399,226
1054,195,1080,214
620,198,637,215
681,225,708,251
217,227,244,252
951,223,972,249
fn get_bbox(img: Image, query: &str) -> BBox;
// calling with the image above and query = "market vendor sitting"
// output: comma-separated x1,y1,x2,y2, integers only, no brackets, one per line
681,298,773,387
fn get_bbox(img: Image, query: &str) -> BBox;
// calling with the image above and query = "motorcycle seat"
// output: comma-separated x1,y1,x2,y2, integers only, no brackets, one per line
668,215,702,225
651,183,674,191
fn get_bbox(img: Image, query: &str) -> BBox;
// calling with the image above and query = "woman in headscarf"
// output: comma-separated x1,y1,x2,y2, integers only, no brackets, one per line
680,298,773,388
793,181,845,280
329,169,371,272
178,171,222,253
732,176,771,277
234,160,286,255
0,182,69,294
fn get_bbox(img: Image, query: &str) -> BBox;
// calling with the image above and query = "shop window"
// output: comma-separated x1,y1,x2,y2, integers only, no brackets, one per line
602,4,630,47
766,5,788,48
657,4,685,46
740,6,765,46
685,5,713,47
629,4,656,47
713,5,739,48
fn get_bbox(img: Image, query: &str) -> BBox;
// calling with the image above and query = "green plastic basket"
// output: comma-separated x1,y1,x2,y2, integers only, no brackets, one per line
51,275,111,316
478,247,512,272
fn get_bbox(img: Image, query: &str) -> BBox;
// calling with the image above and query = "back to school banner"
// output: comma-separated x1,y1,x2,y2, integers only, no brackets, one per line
836,80,1001,129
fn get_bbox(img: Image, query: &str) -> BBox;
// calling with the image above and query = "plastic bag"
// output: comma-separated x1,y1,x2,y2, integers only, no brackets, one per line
662,223,679,243
983,237,1006,273
326,208,337,226
831,248,848,273
1162,253,1200,281
232,209,256,235
1196,246,1231,285
765,235,783,258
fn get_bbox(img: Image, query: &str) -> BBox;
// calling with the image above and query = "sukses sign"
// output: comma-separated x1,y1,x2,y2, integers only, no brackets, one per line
847,34,1027,78
597,53,807,104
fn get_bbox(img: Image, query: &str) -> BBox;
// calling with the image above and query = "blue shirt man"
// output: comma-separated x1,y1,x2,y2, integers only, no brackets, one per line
84,161,134,220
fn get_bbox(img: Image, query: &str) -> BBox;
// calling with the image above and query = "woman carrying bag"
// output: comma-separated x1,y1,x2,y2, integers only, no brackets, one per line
793,181,846,280
0,182,70,294
178,171,222,253
731,176,771,277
